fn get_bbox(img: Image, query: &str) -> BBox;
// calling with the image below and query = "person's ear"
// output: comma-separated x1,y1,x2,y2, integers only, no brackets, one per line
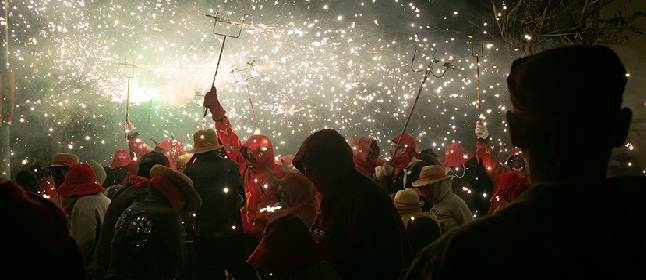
506,111,525,149
610,108,632,147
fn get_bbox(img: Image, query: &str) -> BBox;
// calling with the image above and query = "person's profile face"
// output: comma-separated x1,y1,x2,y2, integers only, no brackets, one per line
389,143,408,159
49,167,68,178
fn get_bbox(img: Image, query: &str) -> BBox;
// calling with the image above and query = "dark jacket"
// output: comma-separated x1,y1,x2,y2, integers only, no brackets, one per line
105,191,184,280
314,172,408,280
93,183,150,280
183,152,245,238
404,177,646,280
387,154,436,194
448,157,494,217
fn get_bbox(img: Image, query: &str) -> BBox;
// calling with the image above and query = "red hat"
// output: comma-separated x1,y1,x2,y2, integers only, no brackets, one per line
57,164,104,198
444,143,473,167
110,149,131,169
247,214,326,272
494,171,530,202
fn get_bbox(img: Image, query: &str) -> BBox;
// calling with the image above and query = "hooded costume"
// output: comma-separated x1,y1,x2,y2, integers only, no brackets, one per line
293,129,413,280
348,137,385,177
477,140,526,193
214,117,286,237
488,171,530,214
127,131,184,170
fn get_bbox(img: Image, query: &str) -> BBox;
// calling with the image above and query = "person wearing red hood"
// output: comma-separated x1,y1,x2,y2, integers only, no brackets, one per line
488,171,530,214
1,180,86,280
404,46,646,279
348,137,385,177
475,121,528,193
203,86,286,240
122,121,185,170
293,129,413,280
373,133,440,195
92,152,170,280
58,163,110,279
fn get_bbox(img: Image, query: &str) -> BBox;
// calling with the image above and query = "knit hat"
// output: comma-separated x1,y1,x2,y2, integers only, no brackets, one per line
87,159,107,185
186,129,223,153
394,188,425,209
247,214,326,271
412,165,453,187
136,152,170,177
444,143,473,168
1,181,85,279
46,153,79,168
149,164,201,213
57,164,104,198
508,46,627,124
110,149,131,169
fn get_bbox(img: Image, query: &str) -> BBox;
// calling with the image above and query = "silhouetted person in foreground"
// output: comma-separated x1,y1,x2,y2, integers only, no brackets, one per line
293,129,413,280
404,46,646,280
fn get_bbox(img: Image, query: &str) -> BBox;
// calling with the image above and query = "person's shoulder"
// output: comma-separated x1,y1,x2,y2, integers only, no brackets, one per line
409,215,516,277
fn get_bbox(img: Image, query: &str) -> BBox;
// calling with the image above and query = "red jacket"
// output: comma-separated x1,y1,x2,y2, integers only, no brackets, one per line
215,117,285,237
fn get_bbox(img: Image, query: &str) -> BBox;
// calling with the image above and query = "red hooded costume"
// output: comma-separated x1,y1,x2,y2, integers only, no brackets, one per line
348,137,385,177
128,134,183,170
215,117,286,237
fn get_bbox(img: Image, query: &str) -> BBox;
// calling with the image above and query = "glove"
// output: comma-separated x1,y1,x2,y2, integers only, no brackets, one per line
123,121,134,133
374,162,396,180
203,85,226,121
475,121,489,139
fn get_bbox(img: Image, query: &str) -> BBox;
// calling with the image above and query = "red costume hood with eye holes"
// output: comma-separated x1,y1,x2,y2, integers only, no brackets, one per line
215,116,286,238
349,137,384,177
243,134,276,168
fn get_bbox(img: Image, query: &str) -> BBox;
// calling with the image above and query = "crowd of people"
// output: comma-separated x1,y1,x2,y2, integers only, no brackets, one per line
3,45,645,280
